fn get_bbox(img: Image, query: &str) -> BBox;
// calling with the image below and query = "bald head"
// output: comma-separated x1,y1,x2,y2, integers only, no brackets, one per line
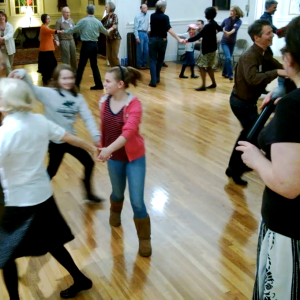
141,4,148,14
62,6,70,20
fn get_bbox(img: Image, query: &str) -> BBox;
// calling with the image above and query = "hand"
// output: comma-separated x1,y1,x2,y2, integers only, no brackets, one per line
112,24,117,29
57,30,64,34
97,147,113,162
55,40,60,47
8,70,22,79
259,91,281,110
236,141,264,170
136,38,140,43
277,69,288,77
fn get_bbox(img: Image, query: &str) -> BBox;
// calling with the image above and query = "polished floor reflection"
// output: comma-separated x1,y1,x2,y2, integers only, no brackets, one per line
0,61,268,299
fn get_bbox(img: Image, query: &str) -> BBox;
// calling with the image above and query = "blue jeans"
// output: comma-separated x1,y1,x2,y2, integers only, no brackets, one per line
184,51,195,65
149,37,168,85
136,31,149,67
107,156,148,219
228,93,259,175
221,43,235,78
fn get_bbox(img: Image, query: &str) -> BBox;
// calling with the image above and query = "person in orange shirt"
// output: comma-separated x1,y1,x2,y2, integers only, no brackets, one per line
38,14,61,85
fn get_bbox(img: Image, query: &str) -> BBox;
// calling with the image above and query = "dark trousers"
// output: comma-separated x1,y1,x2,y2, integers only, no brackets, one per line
76,41,102,88
228,93,259,175
149,37,168,85
47,142,95,193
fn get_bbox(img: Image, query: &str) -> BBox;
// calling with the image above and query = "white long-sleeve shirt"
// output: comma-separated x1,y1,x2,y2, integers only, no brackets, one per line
0,112,65,206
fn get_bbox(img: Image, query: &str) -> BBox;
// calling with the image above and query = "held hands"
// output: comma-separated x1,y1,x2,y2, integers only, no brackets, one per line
8,70,22,79
236,141,264,170
179,38,187,44
96,147,113,162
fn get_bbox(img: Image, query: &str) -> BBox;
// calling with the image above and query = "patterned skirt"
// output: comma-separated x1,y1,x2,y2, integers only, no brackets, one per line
252,220,300,299
0,196,74,269
196,51,216,68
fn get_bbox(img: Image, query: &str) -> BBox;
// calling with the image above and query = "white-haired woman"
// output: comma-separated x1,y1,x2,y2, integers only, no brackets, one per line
102,1,121,67
0,78,96,299
0,11,16,76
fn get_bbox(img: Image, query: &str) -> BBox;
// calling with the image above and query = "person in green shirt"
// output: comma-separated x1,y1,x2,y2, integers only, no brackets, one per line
62,4,115,90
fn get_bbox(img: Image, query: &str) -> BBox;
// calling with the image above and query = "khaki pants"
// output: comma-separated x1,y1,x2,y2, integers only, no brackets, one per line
106,39,121,67
60,39,77,72
2,49,14,76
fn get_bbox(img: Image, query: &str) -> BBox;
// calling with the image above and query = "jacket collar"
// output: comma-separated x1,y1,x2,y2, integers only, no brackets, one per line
100,92,136,106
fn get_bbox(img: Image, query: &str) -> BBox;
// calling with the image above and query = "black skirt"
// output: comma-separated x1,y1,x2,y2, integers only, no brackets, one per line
38,51,57,84
0,196,74,269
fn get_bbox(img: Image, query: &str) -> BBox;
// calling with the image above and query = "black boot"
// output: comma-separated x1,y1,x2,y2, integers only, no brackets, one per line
179,65,188,78
190,65,199,78
82,179,104,203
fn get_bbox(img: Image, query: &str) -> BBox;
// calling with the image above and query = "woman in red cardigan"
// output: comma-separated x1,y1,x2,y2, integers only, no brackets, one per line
38,14,60,85
97,66,152,257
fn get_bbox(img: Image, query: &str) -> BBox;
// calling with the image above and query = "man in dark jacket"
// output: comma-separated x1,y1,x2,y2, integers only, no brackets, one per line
260,0,278,33
225,19,286,185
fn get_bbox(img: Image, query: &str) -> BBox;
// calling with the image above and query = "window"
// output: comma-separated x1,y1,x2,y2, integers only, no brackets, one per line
15,0,38,15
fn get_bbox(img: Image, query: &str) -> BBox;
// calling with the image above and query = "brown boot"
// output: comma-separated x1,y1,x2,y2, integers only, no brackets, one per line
134,216,152,257
109,198,124,227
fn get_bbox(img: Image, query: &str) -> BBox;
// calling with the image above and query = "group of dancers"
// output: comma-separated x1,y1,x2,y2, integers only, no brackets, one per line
1,7,300,300
0,57,150,299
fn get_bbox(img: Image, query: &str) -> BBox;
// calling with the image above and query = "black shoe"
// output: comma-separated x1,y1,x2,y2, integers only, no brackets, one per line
179,74,188,78
60,279,93,299
136,66,146,70
149,83,156,87
206,84,217,89
191,74,199,78
163,62,168,67
156,79,160,83
90,85,104,90
195,87,206,91
87,193,104,203
225,168,248,186
229,77,233,81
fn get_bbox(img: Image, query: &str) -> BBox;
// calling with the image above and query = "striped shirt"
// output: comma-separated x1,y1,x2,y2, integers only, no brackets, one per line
64,15,108,42
103,98,128,161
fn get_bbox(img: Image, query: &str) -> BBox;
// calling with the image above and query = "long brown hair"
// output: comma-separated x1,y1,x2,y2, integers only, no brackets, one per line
107,66,142,88
50,64,78,96
231,6,244,18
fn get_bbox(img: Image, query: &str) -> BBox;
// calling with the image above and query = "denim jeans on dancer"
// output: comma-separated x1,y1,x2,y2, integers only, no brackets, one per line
221,43,235,78
149,37,168,85
107,156,148,219
136,31,149,67
228,94,259,175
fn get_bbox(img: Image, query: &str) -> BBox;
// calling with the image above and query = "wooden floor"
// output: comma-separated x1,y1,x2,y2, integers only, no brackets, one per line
0,60,273,299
